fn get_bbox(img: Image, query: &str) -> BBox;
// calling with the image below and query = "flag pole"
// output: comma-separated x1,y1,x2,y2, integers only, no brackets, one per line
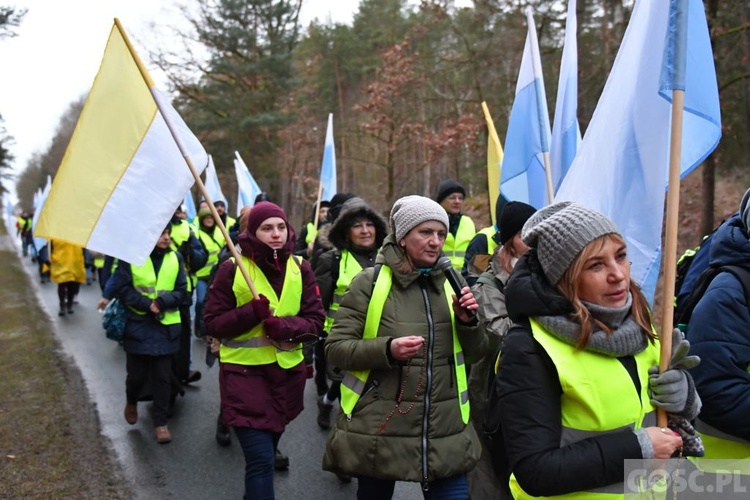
543,151,554,205
657,88,685,428
114,18,259,300
312,183,324,229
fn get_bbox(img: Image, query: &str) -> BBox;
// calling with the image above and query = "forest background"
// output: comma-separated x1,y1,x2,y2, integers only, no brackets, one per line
4,0,750,240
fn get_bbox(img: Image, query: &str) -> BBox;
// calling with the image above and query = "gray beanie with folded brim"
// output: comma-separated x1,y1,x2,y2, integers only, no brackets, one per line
522,201,620,285
390,195,449,242
740,188,750,232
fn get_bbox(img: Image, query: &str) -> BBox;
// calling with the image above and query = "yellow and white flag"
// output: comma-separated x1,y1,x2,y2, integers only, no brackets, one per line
481,102,504,225
35,20,208,265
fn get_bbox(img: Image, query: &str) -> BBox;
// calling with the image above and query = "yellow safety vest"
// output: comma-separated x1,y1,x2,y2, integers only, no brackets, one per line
225,215,237,229
339,266,470,424
196,227,225,279
170,219,198,292
220,256,304,369
305,222,317,245
509,319,660,499
443,215,476,269
477,226,498,255
690,364,750,475
129,251,181,325
324,250,363,333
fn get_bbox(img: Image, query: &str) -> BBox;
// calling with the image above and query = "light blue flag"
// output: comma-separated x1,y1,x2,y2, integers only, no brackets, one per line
203,155,227,206
555,0,721,303
500,8,553,209
550,0,581,193
183,190,196,222
32,176,52,250
234,151,262,216
319,113,337,202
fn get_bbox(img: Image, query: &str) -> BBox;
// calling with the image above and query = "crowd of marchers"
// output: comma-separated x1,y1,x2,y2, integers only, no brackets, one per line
14,182,750,500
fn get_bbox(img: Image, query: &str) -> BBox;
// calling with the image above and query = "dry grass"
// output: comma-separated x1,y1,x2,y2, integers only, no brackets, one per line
0,223,131,499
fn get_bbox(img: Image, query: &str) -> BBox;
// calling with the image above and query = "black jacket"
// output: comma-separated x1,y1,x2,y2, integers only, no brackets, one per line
486,250,643,497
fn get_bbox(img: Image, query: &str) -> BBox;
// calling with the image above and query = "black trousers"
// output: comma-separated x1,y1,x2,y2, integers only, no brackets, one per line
173,305,192,382
125,353,173,427
57,282,80,307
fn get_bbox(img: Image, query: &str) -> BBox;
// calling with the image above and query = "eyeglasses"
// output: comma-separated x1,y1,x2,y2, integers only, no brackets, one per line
446,194,464,202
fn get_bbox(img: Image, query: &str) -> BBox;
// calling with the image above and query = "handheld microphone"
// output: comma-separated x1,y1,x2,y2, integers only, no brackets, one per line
435,257,476,318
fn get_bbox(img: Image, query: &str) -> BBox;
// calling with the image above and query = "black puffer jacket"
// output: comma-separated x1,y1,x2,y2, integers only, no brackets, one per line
486,249,644,497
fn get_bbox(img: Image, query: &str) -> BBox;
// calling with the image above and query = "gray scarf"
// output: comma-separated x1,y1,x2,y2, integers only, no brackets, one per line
535,293,649,357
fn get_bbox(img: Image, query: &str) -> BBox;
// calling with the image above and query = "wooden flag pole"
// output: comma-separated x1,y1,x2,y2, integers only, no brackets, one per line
657,88,686,428
312,183,324,229
115,18,259,300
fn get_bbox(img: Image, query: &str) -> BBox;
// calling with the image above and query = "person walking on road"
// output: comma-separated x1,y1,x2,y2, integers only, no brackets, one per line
113,226,188,444
49,239,86,316
204,201,325,500
487,202,699,498
322,195,485,499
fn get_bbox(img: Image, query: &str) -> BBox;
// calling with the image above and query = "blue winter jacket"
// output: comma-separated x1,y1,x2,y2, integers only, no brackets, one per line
113,249,188,356
687,212,750,441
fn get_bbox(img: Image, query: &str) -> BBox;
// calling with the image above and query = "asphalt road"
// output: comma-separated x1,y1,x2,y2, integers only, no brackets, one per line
13,238,421,499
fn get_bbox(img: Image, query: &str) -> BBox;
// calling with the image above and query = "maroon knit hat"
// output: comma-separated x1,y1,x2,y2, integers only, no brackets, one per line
246,201,288,235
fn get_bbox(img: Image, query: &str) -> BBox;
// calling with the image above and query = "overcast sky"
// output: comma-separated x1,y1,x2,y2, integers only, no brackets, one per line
0,0,357,203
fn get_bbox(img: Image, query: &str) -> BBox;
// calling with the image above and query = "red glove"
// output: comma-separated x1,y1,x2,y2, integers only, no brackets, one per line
250,295,272,322
263,316,290,341
306,364,314,379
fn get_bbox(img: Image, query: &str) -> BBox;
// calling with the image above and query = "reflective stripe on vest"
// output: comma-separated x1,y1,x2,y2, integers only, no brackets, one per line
509,319,660,500
339,266,470,424
305,222,317,245
324,250,363,333
129,251,181,325
219,256,303,368
477,226,498,256
196,228,224,278
443,215,476,269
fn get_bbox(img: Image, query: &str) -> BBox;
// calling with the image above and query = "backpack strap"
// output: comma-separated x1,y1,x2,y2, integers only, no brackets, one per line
372,263,383,291
476,270,504,293
330,250,341,290
678,265,750,327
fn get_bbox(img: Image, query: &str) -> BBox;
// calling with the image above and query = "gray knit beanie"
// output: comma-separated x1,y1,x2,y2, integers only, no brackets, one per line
740,188,750,232
522,201,620,285
390,195,449,242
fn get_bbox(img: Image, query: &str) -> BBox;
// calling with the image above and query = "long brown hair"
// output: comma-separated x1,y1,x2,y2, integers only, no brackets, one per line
556,234,655,349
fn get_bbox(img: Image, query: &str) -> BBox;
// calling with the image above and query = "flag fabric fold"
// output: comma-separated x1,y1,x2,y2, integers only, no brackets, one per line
183,190,197,222
34,22,207,265
500,8,553,209
481,102,505,226
204,155,227,207
550,0,581,193
319,113,337,202
32,176,52,250
555,0,721,301
235,151,262,216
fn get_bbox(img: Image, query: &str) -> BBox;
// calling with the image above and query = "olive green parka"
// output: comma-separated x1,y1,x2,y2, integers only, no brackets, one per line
322,234,485,483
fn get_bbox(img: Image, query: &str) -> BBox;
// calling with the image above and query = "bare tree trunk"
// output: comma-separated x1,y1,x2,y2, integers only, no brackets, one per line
701,0,720,235
742,2,750,132
702,151,717,235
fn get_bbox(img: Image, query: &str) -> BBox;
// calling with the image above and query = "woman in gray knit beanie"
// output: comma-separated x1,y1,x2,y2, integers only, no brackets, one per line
486,201,700,499
323,195,486,497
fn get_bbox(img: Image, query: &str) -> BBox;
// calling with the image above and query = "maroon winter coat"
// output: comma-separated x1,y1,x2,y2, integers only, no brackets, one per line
204,204,325,432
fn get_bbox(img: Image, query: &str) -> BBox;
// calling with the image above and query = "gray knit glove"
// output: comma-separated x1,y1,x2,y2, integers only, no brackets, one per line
648,329,701,416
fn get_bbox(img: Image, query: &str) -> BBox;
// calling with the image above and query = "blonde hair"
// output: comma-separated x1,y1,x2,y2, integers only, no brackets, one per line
556,234,655,349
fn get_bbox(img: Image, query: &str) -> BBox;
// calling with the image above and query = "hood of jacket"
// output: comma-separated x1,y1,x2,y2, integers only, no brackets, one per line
327,198,388,252
709,213,750,269
504,248,575,323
